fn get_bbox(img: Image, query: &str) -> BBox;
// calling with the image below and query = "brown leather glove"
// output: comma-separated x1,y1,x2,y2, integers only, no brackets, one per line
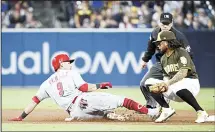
149,82,168,93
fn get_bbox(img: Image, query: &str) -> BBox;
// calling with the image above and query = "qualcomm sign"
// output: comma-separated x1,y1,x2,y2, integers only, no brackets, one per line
2,42,153,75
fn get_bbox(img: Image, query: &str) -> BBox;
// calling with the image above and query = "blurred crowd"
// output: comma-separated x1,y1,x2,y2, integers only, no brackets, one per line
1,1,215,30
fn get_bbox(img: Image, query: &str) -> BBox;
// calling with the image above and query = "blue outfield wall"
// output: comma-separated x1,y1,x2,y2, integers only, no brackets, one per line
2,29,215,87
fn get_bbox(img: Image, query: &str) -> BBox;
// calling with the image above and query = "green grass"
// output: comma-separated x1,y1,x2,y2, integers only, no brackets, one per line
2,87,215,131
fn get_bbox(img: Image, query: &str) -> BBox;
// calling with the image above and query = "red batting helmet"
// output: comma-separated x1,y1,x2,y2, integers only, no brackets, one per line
52,54,75,71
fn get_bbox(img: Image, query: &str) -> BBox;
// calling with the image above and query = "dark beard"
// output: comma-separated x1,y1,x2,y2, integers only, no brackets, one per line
157,48,167,54
160,49,167,54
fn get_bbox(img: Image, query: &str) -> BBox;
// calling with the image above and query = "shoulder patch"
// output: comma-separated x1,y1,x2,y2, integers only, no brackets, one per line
180,56,187,65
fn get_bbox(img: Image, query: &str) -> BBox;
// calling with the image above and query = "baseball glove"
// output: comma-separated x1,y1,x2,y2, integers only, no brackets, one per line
149,82,168,93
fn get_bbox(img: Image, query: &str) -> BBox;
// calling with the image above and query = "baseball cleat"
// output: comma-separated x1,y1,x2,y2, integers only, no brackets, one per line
64,117,74,122
148,107,162,121
195,110,208,123
205,115,215,122
155,107,175,123
106,112,129,121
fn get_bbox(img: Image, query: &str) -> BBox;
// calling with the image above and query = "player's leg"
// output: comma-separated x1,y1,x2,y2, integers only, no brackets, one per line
65,94,108,121
66,92,125,121
149,91,176,123
171,78,208,123
145,78,176,123
158,78,209,123
140,70,157,109
176,89,208,123
79,92,160,121
140,62,164,108
147,89,175,122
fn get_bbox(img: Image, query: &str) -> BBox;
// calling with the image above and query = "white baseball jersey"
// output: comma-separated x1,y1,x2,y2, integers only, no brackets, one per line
35,69,85,110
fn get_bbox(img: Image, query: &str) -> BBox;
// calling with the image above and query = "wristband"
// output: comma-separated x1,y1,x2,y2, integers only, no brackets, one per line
96,84,100,89
20,111,28,119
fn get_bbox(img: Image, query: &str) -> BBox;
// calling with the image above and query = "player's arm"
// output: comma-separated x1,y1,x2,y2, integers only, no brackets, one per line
166,49,191,86
9,98,40,121
79,82,112,92
166,69,188,86
9,83,49,121
142,33,157,63
71,70,112,92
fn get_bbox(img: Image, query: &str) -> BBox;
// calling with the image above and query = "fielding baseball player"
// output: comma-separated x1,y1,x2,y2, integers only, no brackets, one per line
140,13,193,109
9,54,160,122
146,30,211,123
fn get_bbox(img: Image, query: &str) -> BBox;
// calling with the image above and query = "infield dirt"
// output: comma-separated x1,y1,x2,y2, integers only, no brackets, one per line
3,109,215,125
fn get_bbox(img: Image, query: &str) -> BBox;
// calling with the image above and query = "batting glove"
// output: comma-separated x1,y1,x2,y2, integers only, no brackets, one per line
100,82,112,89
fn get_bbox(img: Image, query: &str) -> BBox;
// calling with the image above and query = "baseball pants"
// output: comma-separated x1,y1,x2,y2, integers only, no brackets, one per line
67,92,125,120
145,78,200,102
140,62,164,108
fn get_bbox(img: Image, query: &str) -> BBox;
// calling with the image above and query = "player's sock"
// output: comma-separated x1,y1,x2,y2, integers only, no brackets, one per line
176,89,204,111
123,98,148,114
150,92,169,108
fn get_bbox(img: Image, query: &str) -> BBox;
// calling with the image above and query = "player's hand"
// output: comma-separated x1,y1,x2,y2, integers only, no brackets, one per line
100,82,112,89
8,117,22,121
149,82,168,93
142,61,148,69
